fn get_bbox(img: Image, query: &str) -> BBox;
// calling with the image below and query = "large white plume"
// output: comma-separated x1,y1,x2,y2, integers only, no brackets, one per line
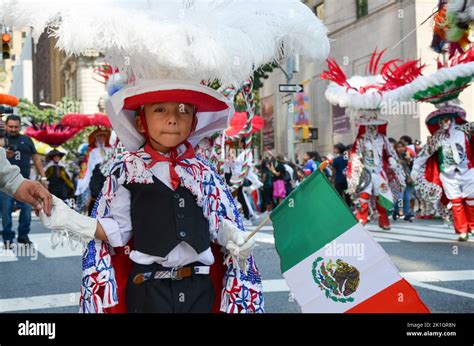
1,0,330,86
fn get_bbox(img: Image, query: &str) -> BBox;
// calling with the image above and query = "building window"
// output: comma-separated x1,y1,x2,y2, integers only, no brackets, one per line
315,3,325,20
356,0,368,19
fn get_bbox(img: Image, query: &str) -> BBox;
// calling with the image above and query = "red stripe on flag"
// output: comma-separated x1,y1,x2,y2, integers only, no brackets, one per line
346,279,430,313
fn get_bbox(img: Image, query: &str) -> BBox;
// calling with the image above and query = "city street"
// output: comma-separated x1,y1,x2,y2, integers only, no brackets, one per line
0,213,473,313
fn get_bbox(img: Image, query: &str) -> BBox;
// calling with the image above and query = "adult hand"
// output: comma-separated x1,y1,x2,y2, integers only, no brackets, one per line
6,149,14,158
13,180,53,216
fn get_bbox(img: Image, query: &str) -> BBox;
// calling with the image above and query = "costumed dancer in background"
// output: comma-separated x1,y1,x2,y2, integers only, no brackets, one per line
350,115,403,230
321,49,423,230
223,147,236,185
75,128,112,214
232,138,264,226
398,47,474,241
3,0,330,313
44,149,74,201
412,105,474,241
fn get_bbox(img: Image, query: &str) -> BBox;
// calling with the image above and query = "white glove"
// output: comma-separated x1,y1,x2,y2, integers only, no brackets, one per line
410,169,418,182
388,157,397,169
39,195,97,239
217,219,255,260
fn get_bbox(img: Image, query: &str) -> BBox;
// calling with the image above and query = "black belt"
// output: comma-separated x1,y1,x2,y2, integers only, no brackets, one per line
132,265,210,284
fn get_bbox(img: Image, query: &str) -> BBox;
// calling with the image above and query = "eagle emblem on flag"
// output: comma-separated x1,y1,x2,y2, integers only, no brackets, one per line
312,257,360,303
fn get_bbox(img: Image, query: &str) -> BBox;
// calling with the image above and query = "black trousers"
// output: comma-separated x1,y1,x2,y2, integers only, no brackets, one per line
126,262,215,313
237,186,250,219
335,181,352,207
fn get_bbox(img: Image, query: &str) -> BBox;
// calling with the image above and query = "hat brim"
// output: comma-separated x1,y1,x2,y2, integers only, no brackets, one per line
46,150,65,158
425,106,466,125
106,79,234,152
123,89,229,113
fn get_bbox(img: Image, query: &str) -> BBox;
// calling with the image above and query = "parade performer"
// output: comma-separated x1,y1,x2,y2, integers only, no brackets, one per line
4,0,330,312
75,128,112,212
321,49,423,229
44,149,74,201
391,47,474,241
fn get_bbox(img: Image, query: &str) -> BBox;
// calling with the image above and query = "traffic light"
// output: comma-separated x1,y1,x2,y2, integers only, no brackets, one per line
294,125,318,142
307,126,319,141
2,33,11,60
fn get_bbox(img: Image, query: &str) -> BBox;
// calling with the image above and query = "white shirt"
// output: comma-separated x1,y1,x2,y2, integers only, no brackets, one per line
98,145,214,267
75,145,112,196
413,124,471,176
439,127,470,174
360,134,385,173
223,160,235,175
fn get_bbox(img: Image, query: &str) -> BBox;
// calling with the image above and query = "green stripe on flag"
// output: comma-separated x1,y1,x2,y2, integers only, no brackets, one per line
271,170,357,273
378,194,393,210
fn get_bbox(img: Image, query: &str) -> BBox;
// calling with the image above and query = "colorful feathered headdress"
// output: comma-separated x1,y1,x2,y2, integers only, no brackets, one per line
1,0,330,86
2,0,330,151
320,49,424,124
386,46,474,133
431,0,473,57
389,46,474,106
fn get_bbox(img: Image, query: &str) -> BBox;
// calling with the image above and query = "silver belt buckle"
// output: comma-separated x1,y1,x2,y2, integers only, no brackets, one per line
170,266,183,280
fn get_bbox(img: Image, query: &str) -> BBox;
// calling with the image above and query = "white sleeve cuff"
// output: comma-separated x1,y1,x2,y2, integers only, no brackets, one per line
98,217,132,248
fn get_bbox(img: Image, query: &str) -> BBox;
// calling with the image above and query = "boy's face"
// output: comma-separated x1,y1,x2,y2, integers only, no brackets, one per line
52,155,61,163
137,102,195,151
396,143,405,155
96,133,107,144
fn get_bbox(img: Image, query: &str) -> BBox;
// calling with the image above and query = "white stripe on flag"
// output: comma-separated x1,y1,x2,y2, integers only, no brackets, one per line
283,222,401,313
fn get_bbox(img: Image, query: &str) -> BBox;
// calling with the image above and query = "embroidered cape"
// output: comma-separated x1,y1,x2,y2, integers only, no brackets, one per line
79,147,264,313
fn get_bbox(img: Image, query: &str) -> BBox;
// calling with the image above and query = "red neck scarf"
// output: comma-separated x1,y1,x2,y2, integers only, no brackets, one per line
143,141,196,190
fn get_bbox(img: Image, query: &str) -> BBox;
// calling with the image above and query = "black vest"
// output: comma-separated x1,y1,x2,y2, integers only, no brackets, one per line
124,177,210,257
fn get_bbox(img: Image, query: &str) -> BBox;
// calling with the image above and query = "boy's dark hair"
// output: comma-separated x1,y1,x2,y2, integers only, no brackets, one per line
6,115,21,124
400,135,413,145
312,151,322,163
276,154,285,162
388,137,397,145
334,142,346,154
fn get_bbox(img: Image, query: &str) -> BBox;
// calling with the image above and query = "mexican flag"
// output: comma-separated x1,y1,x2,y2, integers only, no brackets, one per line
271,170,429,313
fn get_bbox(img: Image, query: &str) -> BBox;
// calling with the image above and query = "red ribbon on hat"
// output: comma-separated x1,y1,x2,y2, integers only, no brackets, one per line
144,141,195,190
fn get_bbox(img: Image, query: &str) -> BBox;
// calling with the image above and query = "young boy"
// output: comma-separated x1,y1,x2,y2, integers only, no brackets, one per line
40,80,264,313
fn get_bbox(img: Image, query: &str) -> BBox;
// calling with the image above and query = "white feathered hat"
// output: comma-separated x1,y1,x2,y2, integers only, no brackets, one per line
321,49,424,126
2,0,330,151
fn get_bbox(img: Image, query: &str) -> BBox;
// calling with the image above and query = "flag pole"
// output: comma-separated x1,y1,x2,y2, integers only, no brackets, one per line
244,160,330,242
245,214,272,241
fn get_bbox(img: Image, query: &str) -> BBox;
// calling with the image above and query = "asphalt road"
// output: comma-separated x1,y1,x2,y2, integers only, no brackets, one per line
0,214,473,313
